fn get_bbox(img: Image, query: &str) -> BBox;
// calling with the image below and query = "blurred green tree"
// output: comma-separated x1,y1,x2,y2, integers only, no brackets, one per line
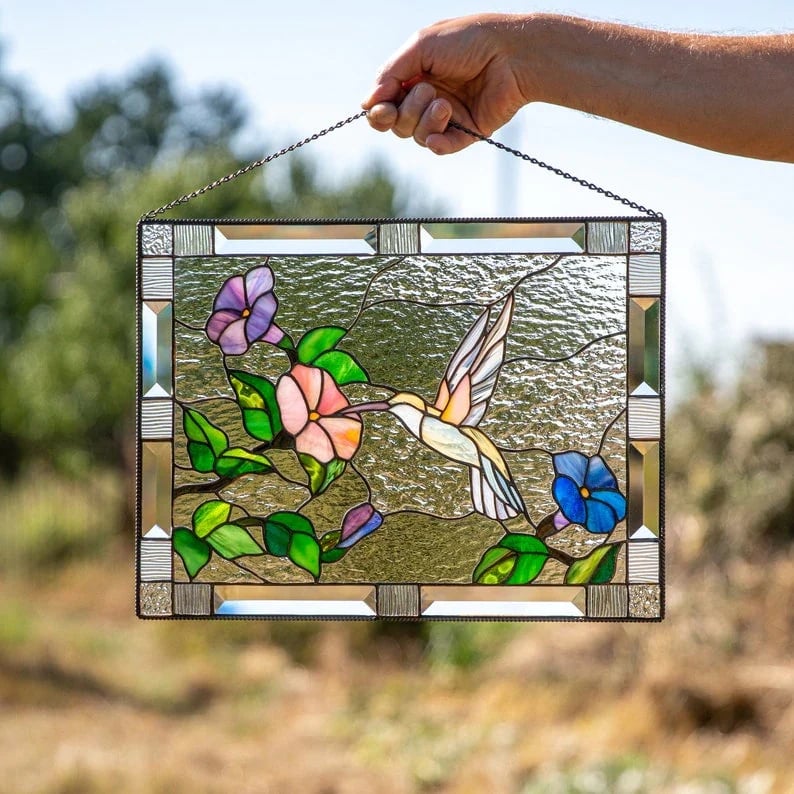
0,53,414,477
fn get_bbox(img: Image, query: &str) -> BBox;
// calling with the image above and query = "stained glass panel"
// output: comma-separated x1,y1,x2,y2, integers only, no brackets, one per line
137,217,665,621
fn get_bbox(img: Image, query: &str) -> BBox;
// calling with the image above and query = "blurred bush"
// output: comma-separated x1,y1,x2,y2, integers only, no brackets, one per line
0,466,123,573
667,340,794,563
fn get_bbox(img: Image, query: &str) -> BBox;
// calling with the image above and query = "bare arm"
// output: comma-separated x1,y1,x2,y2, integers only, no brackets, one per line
362,13,794,163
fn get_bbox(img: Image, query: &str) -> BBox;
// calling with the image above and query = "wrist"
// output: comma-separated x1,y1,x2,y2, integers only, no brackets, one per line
503,12,567,106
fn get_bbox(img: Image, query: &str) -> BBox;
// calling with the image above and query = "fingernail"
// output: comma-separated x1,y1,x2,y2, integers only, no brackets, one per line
431,100,449,120
413,82,434,102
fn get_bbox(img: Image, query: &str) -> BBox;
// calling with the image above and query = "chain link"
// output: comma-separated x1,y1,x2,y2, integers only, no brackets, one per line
141,110,660,220
448,120,662,218
140,111,368,221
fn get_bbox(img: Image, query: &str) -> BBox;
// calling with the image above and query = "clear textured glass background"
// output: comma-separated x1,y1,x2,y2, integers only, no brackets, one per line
172,245,628,584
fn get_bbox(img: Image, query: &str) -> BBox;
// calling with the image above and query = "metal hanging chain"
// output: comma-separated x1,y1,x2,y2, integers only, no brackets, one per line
142,109,661,220
448,120,662,218
141,111,368,220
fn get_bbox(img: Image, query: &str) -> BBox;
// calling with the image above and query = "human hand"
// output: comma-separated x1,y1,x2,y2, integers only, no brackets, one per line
362,14,534,154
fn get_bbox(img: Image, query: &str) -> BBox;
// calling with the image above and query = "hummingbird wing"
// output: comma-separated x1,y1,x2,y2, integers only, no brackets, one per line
435,293,515,427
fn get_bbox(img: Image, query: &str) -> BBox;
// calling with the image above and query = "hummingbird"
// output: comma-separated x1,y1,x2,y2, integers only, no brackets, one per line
345,293,527,522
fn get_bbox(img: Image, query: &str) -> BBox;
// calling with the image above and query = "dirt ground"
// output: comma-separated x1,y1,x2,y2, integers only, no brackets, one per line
1,524,793,794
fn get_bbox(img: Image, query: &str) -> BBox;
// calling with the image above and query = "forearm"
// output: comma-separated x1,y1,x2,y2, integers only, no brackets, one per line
517,14,794,162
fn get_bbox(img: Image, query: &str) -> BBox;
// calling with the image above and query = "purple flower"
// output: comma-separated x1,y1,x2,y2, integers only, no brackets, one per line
551,451,626,534
337,503,383,549
206,265,285,355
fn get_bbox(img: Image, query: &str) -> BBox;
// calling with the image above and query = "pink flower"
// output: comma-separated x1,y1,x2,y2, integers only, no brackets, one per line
206,265,285,355
276,365,362,463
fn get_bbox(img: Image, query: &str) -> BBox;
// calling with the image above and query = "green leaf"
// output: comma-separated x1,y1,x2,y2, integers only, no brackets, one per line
266,511,316,536
264,511,315,558
297,326,346,364
242,411,275,442
298,453,346,495
183,407,228,456
320,547,347,564
473,546,516,584
499,533,549,556
472,534,550,585
187,441,216,473
173,527,211,579
501,534,549,584
264,523,290,557
565,542,622,585
214,447,273,477
319,530,346,563
288,532,321,579
320,530,342,552
507,552,547,585
206,523,263,559
192,500,231,538
313,350,369,385
228,371,283,442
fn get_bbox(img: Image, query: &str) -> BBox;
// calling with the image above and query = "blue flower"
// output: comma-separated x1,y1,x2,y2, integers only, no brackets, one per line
551,451,626,534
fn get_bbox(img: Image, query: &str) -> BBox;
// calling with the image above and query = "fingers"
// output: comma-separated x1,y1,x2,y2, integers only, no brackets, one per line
413,98,452,147
362,74,405,109
367,102,398,132
391,82,436,138
426,126,477,156
365,82,454,151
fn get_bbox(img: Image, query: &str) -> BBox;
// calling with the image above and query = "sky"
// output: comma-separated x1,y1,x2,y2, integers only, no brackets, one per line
3,0,793,397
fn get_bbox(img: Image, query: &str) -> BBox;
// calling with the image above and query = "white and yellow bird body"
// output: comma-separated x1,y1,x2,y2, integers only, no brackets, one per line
384,293,527,521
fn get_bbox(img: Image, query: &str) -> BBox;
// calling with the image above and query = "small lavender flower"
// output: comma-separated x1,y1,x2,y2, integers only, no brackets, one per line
206,265,285,355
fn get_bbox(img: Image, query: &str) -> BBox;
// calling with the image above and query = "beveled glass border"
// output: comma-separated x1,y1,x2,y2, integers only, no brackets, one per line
215,223,377,254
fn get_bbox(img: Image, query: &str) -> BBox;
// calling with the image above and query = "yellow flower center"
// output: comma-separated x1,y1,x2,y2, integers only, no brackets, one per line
579,486,590,498
309,411,320,421
241,308,251,318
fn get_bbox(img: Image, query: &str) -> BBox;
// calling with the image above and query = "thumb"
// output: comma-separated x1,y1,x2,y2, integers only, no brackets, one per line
362,37,428,108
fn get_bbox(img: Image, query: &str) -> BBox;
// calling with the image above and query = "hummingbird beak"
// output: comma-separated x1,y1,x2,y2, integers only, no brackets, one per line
337,400,391,417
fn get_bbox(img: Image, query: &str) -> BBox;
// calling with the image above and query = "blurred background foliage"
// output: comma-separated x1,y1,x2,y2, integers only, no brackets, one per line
1,47,793,794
